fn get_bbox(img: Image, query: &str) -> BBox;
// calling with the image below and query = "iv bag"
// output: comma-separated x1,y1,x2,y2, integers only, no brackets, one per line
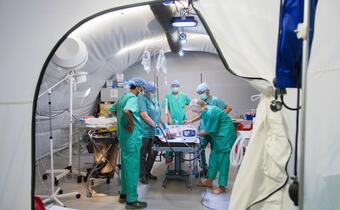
156,50,167,74
141,50,151,73
164,75,168,86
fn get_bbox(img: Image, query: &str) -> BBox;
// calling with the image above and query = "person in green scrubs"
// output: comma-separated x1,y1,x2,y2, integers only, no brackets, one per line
138,82,161,184
195,82,232,176
110,78,147,209
162,80,190,162
186,99,236,194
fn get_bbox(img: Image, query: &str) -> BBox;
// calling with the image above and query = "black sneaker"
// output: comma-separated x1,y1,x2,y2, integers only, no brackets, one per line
119,194,127,203
147,174,157,180
139,175,148,184
126,201,147,209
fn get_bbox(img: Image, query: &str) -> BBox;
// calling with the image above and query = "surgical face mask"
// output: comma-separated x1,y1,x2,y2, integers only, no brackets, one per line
200,94,208,101
149,93,156,101
145,92,153,97
171,87,179,94
137,87,144,95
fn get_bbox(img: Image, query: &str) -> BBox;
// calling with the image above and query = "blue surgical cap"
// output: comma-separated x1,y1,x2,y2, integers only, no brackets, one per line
196,82,210,94
144,82,157,93
170,80,180,87
125,80,135,87
131,77,146,88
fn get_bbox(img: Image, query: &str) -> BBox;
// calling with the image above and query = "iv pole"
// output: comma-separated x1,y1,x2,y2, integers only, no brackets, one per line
37,71,81,206
41,71,86,185
298,0,311,208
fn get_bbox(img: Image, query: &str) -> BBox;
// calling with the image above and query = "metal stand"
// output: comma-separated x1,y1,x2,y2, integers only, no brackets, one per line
162,152,191,190
37,90,80,206
85,131,118,197
40,71,86,185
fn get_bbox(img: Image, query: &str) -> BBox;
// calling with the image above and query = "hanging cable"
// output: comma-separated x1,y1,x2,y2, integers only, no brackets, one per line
287,88,301,206
247,88,300,209
280,94,301,111
200,188,217,210
294,88,300,176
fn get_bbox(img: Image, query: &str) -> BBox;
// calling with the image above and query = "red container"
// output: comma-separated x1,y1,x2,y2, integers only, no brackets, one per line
34,197,46,210
237,121,253,131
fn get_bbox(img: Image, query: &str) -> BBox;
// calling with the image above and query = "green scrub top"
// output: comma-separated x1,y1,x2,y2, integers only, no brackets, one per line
110,92,143,152
138,93,161,138
205,96,226,110
162,92,190,125
199,96,226,132
200,105,235,152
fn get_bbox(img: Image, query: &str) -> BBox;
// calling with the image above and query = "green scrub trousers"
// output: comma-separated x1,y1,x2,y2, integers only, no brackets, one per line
120,149,140,202
111,92,143,203
207,150,230,187
200,105,235,187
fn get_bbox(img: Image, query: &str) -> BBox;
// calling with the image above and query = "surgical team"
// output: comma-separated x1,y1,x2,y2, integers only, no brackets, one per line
110,77,236,209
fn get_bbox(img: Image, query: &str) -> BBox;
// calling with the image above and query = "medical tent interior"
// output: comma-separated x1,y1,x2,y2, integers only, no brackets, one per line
1,0,340,210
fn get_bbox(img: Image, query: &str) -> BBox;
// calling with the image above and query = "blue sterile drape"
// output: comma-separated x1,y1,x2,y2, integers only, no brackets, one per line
275,0,317,88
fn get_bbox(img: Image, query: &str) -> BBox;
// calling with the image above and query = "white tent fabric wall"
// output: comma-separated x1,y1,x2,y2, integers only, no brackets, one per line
229,94,292,210
1,1,338,210
193,0,280,82
0,1,155,209
303,0,340,209
193,1,295,209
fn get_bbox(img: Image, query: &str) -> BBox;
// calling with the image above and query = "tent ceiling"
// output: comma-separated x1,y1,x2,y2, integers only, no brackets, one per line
38,5,216,110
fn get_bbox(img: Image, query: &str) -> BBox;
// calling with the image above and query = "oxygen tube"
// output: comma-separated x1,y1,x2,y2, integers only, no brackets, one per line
230,133,248,167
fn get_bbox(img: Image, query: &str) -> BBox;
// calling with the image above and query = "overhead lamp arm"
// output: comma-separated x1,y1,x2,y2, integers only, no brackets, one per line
38,71,76,98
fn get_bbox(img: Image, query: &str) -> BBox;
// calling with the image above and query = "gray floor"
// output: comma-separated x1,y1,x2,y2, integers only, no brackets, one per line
35,148,237,210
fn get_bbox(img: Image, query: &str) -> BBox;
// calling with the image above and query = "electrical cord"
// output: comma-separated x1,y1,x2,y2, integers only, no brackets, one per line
280,94,301,111
246,137,292,210
293,88,300,176
247,88,300,209
200,188,217,210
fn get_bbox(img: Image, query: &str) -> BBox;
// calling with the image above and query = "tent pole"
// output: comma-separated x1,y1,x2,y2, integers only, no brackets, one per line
299,0,311,209
69,76,74,167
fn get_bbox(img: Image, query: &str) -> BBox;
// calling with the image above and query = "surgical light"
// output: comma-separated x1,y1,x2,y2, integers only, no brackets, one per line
52,36,88,71
171,16,197,28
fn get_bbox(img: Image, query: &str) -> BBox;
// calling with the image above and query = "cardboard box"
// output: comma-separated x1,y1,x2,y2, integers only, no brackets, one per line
114,73,124,83
101,88,121,102
99,103,113,117
106,80,113,88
